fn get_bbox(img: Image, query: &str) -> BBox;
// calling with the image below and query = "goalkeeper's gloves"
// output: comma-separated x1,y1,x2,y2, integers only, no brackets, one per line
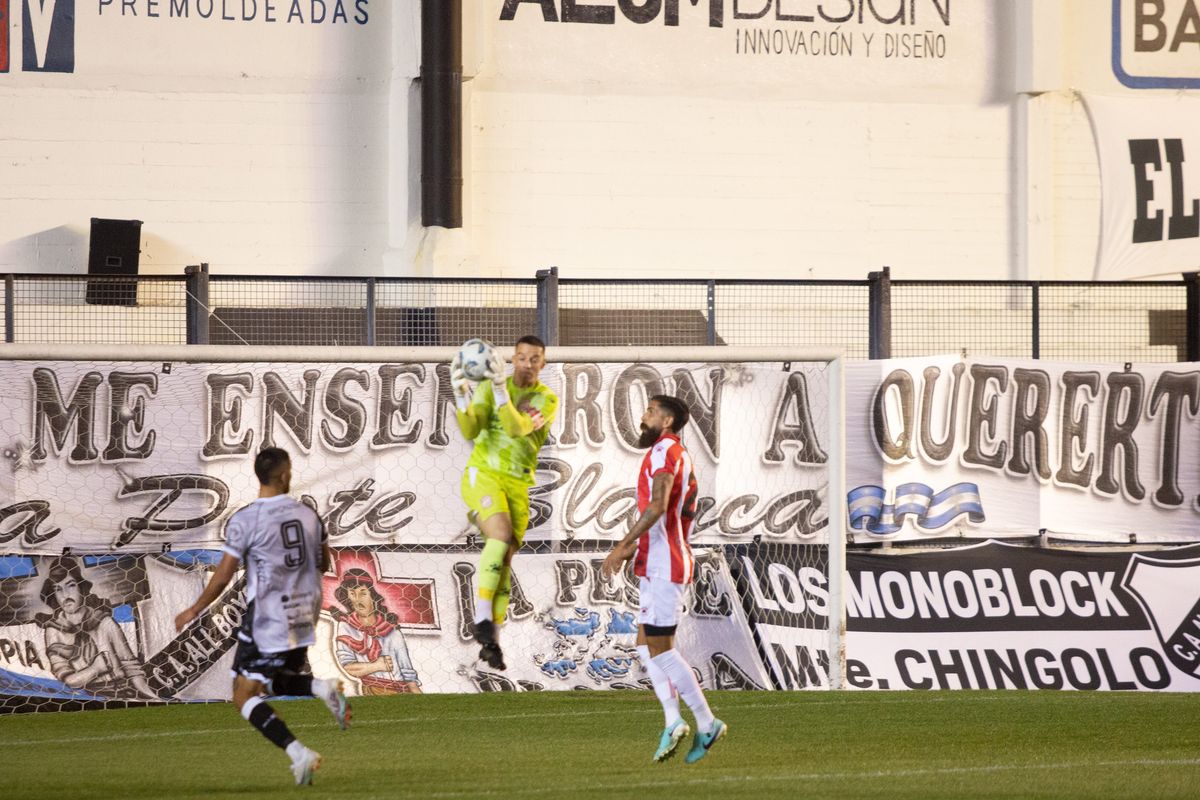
483,347,509,406
449,353,473,412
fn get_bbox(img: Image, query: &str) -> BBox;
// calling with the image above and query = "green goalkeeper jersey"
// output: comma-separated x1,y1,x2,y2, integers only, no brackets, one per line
457,377,558,485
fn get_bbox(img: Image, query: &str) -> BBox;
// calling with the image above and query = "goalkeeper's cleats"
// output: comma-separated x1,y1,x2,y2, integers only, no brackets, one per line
684,718,727,764
653,719,690,763
474,619,507,670
316,678,350,731
473,618,497,647
479,642,507,671
288,745,322,786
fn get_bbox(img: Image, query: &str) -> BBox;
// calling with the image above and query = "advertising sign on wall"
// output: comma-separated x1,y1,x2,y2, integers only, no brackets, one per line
1111,0,1200,89
731,540,1200,692
845,541,1200,691
488,0,998,102
0,0,384,84
1084,92,1200,280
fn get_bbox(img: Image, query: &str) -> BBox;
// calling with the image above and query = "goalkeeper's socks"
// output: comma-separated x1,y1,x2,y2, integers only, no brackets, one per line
652,649,715,733
637,645,682,727
242,695,296,750
492,566,512,625
474,538,509,622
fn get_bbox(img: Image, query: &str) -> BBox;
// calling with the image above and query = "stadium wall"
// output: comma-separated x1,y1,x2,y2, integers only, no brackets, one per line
461,0,1194,281
0,2,1194,281
0,1,407,276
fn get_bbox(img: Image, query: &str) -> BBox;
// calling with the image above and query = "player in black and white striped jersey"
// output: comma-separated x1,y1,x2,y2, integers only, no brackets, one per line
174,447,350,786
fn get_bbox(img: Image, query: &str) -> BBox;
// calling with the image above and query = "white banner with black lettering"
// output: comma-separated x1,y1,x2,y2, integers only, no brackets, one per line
732,541,1200,692
1083,93,1200,280
726,542,832,690
0,358,830,553
846,355,1200,543
845,541,1200,691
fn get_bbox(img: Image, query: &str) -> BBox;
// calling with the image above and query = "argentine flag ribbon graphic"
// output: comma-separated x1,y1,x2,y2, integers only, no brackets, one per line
847,482,985,535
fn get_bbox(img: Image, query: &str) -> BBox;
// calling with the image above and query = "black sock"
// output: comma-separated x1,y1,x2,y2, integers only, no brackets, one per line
246,700,296,750
271,673,314,696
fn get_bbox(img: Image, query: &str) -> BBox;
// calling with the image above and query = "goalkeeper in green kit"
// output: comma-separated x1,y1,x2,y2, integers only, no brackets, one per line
451,335,558,669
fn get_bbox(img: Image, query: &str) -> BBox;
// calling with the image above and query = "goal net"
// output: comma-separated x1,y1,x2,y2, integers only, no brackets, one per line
0,344,844,711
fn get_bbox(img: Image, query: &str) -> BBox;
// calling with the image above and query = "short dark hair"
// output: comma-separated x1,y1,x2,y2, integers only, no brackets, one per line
651,394,690,432
515,334,546,351
254,447,290,485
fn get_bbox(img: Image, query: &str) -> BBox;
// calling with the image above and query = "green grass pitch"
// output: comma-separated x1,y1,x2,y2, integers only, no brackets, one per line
5,690,1200,799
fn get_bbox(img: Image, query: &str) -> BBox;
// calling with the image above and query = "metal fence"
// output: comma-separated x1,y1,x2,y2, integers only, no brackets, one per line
2,266,1197,362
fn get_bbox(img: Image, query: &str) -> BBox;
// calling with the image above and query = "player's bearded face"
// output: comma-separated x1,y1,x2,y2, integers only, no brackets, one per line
638,422,661,449
639,402,669,448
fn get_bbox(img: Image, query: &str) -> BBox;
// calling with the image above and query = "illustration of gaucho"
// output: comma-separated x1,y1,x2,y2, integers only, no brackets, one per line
35,557,158,699
329,568,422,694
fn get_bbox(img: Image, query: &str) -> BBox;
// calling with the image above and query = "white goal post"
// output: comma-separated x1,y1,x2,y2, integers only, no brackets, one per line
0,343,846,706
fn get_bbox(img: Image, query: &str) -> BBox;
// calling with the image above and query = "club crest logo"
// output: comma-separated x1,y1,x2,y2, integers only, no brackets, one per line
1122,555,1200,679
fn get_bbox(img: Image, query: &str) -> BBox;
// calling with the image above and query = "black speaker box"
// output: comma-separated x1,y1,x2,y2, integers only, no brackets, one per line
86,218,142,306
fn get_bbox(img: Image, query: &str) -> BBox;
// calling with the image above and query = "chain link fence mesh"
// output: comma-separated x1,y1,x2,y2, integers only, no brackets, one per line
558,280,711,346
892,282,1035,359
715,282,870,358
208,278,369,346
374,280,538,347
0,273,1192,362
7,275,188,345
1038,282,1187,363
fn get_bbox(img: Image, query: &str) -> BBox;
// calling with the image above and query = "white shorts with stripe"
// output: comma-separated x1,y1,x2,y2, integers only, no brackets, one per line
638,576,686,628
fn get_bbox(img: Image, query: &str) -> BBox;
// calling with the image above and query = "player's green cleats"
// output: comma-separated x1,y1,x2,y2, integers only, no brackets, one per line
684,719,727,764
653,720,690,762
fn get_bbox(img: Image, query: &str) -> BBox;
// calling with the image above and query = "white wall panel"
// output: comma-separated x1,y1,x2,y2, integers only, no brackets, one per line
469,90,1012,279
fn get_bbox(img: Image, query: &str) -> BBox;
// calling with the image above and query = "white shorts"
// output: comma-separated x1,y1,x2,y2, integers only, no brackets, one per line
638,576,685,629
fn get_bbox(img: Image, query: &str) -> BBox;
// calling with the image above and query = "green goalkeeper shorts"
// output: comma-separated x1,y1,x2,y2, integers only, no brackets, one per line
461,466,532,545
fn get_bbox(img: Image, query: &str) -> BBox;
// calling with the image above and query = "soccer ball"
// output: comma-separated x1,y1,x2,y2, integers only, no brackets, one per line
458,338,494,381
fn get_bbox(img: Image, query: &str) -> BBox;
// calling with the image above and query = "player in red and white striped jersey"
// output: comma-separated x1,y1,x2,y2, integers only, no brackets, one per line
602,395,727,765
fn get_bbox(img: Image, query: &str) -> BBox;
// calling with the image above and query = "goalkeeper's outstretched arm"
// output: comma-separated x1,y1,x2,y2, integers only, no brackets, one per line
450,352,486,440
